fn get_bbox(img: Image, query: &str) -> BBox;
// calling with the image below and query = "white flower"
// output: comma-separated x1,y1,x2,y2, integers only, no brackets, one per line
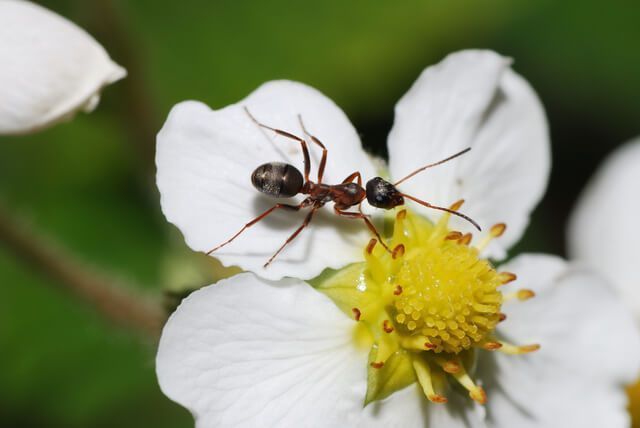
157,50,548,281
568,138,640,319
568,139,640,424
0,0,126,135
155,51,640,427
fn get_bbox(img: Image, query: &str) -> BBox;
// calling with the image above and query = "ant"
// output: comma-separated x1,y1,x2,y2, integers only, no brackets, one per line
207,108,480,267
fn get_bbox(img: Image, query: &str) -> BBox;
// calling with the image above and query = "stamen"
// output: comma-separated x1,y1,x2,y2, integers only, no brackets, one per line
497,341,540,355
393,285,403,295
475,223,507,251
498,312,507,322
374,337,398,365
490,223,507,237
504,289,536,301
434,357,461,374
370,337,398,368
413,358,448,404
382,320,394,333
498,272,517,285
392,244,405,259
450,359,487,404
445,231,463,240
458,233,472,245
392,210,409,246
400,335,436,351
363,240,386,282
449,199,465,211
352,307,362,321
481,341,503,350
366,238,377,254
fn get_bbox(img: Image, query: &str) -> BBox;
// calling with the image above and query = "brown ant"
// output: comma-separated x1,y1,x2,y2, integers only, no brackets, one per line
207,108,480,267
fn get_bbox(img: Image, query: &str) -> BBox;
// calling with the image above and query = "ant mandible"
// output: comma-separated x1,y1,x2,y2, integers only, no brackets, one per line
207,108,481,267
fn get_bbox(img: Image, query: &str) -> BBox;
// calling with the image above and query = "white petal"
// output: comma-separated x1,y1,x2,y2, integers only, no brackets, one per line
387,50,550,258
481,254,640,427
359,384,485,428
485,375,629,428
157,273,387,428
568,139,640,319
358,385,428,428
156,81,378,280
0,0,126,135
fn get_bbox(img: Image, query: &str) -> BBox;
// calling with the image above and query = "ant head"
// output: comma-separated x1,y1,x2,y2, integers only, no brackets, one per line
366,177,404,209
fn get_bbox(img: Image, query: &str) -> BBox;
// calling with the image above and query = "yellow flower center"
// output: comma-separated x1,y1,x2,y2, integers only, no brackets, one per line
314,203,539,405
390,217,502,354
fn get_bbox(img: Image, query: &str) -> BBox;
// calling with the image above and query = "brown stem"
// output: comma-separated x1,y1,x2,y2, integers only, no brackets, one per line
0,203,165,339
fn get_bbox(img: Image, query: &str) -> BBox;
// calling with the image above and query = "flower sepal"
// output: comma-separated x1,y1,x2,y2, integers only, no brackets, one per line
365,346,415,406
310,262,373,319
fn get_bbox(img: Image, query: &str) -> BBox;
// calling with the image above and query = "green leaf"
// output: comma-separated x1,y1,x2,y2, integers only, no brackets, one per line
364,345,416,406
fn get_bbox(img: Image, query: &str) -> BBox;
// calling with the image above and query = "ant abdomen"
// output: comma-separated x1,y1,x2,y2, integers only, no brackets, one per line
251,162,304,198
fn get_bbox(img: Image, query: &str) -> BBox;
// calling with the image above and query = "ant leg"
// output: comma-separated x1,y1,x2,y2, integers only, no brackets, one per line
298,115,328,184
334,207,391,253
206,202,305,255
400,193,482,231
341,171,362,186
264,206,319,267
244,107,311,182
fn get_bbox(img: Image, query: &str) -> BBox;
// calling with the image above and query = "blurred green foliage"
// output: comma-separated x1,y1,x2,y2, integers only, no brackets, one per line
1,0,639,426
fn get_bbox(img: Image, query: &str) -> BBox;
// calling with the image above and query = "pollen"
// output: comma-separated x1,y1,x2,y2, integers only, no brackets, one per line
352,207,539,405
370,208,503,354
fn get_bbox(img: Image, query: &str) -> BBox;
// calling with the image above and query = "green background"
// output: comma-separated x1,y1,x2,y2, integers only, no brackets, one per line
1,1,639,426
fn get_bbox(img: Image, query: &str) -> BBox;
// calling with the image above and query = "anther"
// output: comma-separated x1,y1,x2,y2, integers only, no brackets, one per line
382,320,394,333
352,307,361,321
504,289,535,302
482,341,503,350
490,223,507,237
392,244,405,259
429,394,448,403
449,199,465,211
498,272,517,285
396,209,407,220
445,231,463,240
517,289,535,300
470,386,487,405
370,361,384,369
458,233,472,246
498,312,507,322
435,357,461,374
366,239,377,255
393,285,403,295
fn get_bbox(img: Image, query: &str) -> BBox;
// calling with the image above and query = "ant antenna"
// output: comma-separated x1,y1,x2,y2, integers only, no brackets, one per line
394,147,471,186
401,193,481,231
